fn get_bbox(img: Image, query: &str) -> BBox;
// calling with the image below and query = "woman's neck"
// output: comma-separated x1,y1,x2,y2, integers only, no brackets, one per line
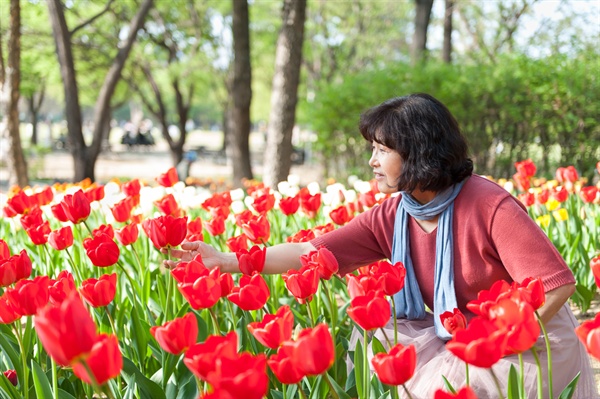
410,189,437,205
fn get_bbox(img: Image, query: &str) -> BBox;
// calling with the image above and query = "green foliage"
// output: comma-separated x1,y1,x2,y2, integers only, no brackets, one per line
307,52,599,182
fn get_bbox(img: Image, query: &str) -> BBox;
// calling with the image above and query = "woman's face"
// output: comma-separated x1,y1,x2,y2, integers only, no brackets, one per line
368,141,402,194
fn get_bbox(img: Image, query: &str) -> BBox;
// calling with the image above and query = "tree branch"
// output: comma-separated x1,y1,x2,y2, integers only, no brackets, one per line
70,0,115,37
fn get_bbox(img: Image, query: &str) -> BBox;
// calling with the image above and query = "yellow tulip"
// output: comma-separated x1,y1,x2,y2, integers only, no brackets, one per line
536,215,551,228
552,208,569,222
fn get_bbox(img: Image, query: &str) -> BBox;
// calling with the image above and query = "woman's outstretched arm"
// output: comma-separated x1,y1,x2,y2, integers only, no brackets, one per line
163,241,317,275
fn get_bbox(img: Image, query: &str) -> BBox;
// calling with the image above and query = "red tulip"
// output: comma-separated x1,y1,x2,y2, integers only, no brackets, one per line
177,272,221,310
359,190,377,208
440,308,467,335
252,191,276,214
60,190,91,224
592,255,600,290
556,165,579,183
26,221,51,245
186,217,204,241
346,273,385,299
48,271,77,305
72,334,122,385
298,188,321,219
205,352,268,399
488,298,540,355
2,369,17,386
204,215,226,236
466,280,512,317
286,229,315,243
551,187,569,203
156,167,179,187
122,179,141,197
370,260,406,296
282,264,319,304
50,203,69,222
513,277,545,310
34,293,98,366
48,226,74,251
575,313,600,360
434,386,479,399
535,189,550,205
0,293,21,324
445,318,507,368
313,223,334,236
329,205,351,225
0,250,32,287
347,291,391,331
150,313,198,355
580,186,599,203
6,190,33,215
236,245,266,276
19,205,43,230
227,274,270,311
142,215,187,249
154,193,181,217
300,247,339,280
202,191,232,212
110,197,134,223
32,186,54,207
247,305,294,349
171,256,209,283
6,275,49,316
115,224,139,246
293,323,334,376
267,342,306,384
84,185,105,203
184,331,238,380
226,234,248,253
278,195,299,216
371,343,416,386
83,233,120,267
80,273,117,308
241,215,271,245
514,159,536,178
0,240,9,260
217,271,234,297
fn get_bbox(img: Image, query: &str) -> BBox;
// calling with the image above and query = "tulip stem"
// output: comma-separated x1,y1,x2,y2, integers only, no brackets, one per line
378,328,393,348
489,368,505,399
518,353,524,396
208,308,221,335
531,347,544,399
391,297,398,345
363,328,370,399
226,300,238,330
82,220,94,236
64,248,83,284
465,363,470,387
51,358,58,399
306,301,316,327
402,384,415,399
322,372,341,399
535,310,553,399
105,306,117,336
322,282,337,334
296,382,309,399
14,323,29,399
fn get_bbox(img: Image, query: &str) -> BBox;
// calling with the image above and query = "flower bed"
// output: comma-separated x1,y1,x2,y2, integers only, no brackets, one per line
0,161,599,399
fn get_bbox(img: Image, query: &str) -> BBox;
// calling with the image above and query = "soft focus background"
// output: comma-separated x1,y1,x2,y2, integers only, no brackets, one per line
0,0,599,192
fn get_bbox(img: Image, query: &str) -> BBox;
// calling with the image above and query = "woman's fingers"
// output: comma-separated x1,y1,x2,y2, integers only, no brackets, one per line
163,260,178,269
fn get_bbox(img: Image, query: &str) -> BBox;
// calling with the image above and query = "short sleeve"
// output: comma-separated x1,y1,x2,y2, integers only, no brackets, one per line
490,196,575,291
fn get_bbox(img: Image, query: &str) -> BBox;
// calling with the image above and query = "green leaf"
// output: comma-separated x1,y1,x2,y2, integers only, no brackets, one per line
57,389,77,399
31,359,53,399
371,336,386,356
122,357,166,399
441,375,456,394
557,372,580,399
270,390,284,399
0,331,23,384
0,374,21,399
354,339,364,399
326,373,352,399
506,365,520,399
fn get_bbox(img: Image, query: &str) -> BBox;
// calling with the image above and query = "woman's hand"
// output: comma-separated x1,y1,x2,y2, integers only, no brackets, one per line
162,241,237,272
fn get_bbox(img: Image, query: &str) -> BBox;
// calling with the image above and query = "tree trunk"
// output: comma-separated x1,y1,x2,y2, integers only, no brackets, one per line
86,0,153,181
26,86,45,146
411,0,434,65
442,0,454,63
228,0,253,186
262,0,307,188
4,0,28,187
47,0,87,182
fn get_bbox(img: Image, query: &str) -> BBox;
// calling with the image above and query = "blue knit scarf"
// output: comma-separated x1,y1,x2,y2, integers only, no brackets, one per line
391,178,467,340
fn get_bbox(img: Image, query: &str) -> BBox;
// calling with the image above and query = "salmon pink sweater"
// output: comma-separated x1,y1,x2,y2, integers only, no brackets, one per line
311,174,575,313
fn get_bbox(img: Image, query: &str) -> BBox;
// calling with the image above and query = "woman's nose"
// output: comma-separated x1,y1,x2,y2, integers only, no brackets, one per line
368,152,377,167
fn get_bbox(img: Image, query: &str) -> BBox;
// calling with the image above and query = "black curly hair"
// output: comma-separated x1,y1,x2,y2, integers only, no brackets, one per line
359,93,473,193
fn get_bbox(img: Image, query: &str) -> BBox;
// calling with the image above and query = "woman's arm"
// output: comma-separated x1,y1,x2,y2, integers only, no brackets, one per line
163,241,317,274
537,283,576,324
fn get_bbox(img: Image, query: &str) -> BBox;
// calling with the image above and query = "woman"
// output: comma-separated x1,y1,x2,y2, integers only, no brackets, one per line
166,93,597,398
